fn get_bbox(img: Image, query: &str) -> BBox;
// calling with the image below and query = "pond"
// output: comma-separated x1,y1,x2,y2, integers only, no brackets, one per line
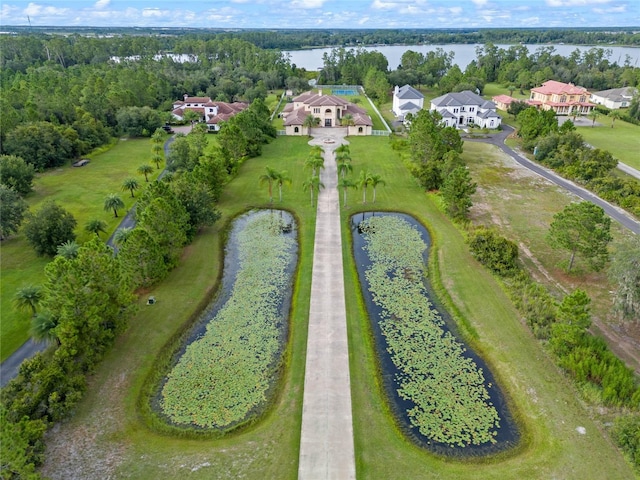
351,211,519,457
153,209,298,430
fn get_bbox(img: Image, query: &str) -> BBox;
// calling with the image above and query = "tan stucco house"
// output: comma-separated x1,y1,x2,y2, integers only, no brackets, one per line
526,80,595,115
282,90,373,136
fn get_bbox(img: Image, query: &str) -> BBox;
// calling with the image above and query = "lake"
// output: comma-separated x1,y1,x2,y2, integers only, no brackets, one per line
284,43,640,71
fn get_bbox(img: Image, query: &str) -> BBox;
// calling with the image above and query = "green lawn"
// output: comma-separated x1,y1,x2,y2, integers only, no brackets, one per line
576,118,640,170
341,137,634,479
38,135,635,478
0,137,163,361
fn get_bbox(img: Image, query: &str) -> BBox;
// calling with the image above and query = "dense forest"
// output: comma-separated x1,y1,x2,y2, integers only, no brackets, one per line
3,26,640,49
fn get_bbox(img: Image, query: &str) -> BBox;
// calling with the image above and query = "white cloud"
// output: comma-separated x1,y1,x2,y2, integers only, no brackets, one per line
358,16,370,24
142,8,168,18
94,0,110,9
291,0,326,8
449,6,463,14
24,2,70,17
593,5,626,13
471,0,489,6
520,16,541,24
546,0,611,6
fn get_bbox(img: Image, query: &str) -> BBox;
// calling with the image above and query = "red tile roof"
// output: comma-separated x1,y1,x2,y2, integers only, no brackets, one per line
531,80,589,96
492,94,516,104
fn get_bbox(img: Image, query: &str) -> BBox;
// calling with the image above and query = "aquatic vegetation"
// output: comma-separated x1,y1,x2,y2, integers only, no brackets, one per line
161,211,296,428
360,215,500,447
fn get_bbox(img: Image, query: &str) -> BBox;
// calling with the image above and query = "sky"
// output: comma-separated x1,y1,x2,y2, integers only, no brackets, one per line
1,0,639,29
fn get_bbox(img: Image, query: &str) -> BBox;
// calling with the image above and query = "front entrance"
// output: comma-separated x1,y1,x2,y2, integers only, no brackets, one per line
325,118,332,127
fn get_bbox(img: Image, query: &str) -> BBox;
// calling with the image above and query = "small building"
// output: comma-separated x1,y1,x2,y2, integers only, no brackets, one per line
590,87,637,110
171,95,248,132
431,90,502,129
526,80,595,115
492,94,517,111
392,84,425,120
282,90,373,136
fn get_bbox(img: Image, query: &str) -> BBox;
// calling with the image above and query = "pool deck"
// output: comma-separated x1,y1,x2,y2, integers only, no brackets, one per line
298,130,356,480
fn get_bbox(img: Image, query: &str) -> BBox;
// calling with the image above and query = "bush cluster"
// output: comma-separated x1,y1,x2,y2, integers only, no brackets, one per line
467,227,640,468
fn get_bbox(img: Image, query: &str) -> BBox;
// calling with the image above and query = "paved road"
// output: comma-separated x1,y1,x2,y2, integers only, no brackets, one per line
466,125,640,235
2,132,178,386
298,131,356,480
0,339,48,387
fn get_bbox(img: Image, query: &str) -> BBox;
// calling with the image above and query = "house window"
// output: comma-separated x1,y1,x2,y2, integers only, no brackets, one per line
560,95,566,103
490,120,494,127
579,95,586,102
187,104,191,106
469,107,474,112
358,127,363,133
313,108,320,114
453,108,459,113
294,127,299,133
461,107,466,112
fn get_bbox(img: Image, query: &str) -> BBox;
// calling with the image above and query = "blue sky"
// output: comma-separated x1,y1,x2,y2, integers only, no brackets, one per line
1,0,639,29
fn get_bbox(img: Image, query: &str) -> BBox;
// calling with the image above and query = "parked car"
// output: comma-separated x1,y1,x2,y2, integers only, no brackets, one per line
162,125,175,134
72,159,90,167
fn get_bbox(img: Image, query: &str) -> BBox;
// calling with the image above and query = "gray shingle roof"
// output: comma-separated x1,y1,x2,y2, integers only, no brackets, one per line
431,90,496,110
396,84,424,100
591,86,637,102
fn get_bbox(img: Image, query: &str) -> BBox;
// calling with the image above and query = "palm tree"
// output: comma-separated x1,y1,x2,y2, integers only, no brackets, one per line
338,177,356,207
85,219,107,237
335,144,350,156
337,156,353,179
151,152,164,170
138,163,154,182
113,227,133,247
303,114,320,136
56,240,79,259
275,170,292,203
31,311,59,345
13,285,43,317
608,109,622,128
151,128,165,145
588,109,599,127
259,166,279,203
122,177,140,198
302,175,325,207
369,174,386,203
104,193,125,218
305,153,325,177
341,114,355,127
358,170,372,204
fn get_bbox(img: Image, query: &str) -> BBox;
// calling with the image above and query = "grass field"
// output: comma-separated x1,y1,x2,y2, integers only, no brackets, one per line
38,135,635,479
576,118,640,170
0,137,163,361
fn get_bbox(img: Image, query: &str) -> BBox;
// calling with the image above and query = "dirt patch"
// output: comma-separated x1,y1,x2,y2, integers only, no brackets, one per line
41,368,132,478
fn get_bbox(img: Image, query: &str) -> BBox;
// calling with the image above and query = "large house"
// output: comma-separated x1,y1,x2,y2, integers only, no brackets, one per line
392,84,425,120
590,87,637,110
430,90,502,129
281,90,373,136
172,95,248,132
526,80,595,115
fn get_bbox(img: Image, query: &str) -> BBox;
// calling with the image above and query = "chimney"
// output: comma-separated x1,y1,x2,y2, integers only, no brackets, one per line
394,85,399,95
318,89,323,96
184,94,188,101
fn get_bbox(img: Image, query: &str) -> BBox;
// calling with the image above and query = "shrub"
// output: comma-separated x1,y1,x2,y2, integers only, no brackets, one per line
468,227,519,276
612,414,640,470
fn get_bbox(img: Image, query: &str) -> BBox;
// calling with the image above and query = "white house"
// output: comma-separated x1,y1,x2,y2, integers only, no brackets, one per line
172,95,248,132
281,90,372,136
430,90,502,129
590,87,637,110
392,84,425,119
